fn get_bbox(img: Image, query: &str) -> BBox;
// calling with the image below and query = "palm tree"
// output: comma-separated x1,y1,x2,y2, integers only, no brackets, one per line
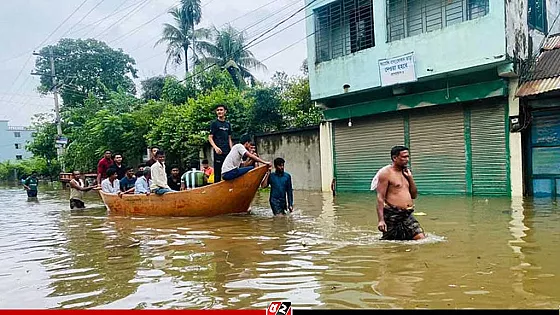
196,25,267,85
156,0,202,75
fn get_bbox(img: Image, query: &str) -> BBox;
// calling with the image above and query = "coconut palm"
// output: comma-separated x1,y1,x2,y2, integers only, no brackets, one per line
156,0,203,74
196,25,267,85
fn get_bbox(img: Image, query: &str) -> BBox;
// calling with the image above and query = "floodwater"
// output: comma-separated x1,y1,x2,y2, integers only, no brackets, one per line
0,183,558,309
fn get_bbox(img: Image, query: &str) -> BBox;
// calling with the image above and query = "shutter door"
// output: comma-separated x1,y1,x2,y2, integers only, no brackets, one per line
409,106,466,194
334,115,404,191
470,102,509,196
530,109,560,196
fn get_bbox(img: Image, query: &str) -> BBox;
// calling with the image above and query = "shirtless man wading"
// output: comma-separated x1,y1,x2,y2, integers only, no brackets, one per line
376,146,425,240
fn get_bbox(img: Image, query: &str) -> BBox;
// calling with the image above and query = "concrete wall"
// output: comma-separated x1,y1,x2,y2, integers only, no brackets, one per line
255,127,322,191
0,120,35,162
506,0,529,60
305,0,507,101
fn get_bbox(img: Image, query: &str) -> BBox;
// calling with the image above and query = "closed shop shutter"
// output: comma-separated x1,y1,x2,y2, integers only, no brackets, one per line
470,102,509,196
409,106,466,194
530,108,560,196
334,114,404,191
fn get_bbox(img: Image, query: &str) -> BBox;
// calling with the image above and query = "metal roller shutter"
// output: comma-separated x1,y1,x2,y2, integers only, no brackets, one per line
470,102,509,196
409,106,466,194
334,114,404,191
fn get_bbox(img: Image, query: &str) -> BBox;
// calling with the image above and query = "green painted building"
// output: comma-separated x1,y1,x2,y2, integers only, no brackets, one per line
306,0,559,196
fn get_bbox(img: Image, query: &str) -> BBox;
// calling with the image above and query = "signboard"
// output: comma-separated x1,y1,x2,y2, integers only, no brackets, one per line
55,136,68,145
378,52,417,87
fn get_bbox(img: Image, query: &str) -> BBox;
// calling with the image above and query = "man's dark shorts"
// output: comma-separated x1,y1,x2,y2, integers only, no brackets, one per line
381,203,424,240
270,198,287,215
70,198,85,209
27,190,37,198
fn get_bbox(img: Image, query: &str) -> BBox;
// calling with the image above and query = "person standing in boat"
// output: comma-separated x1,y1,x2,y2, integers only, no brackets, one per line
146,146,159,167
222,135,270,181
108,154,127,180
375,146,425,241
209,104,233,183
150,150,173,195
135,167,152,195
96,150,113,185
69,171,96,209
261,158,294,216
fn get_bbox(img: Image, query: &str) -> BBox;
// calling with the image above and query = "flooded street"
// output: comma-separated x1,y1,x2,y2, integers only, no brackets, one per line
0,184,558,309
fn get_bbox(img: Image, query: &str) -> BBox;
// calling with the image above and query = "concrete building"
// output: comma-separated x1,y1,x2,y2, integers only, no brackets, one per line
0,120,35,162
516,34,560,197
305,0,560,196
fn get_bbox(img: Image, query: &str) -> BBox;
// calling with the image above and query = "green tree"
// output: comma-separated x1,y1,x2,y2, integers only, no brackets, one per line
148,88,252,165
161,76,192,105
26,114,58,163
34,38,138,108
247,87,283,133
156,0,205,75
141,76,167,101
197,25,266,86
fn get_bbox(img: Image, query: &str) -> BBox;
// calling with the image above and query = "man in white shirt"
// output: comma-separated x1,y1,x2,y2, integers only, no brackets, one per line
101,168,122,196
150,150,173,195
222,134,270,181
135,167,152,195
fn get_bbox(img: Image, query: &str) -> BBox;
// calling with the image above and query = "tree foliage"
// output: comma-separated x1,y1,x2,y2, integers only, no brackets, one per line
34,38,137,108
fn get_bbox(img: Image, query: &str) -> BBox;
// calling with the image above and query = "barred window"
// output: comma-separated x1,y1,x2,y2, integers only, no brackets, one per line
315,0,375,63
528,0,546,32
387,0,489,42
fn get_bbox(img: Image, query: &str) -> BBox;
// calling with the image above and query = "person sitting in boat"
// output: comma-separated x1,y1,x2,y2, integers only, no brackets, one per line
120,166,136,194
167,165,182,191
135,167,152,195
201,159,214,184
150,150,173,195
241,144,259,168
181,161,207,190
101,168,122,196
222,134,270,181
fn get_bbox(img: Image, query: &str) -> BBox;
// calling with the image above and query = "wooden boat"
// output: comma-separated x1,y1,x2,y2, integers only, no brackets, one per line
98,165,268,217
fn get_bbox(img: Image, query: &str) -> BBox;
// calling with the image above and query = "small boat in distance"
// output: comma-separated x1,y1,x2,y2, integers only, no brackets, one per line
98,165,268,217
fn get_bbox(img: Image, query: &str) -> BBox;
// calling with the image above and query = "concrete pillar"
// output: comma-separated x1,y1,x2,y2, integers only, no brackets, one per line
319,121,334,192
509,78,523,197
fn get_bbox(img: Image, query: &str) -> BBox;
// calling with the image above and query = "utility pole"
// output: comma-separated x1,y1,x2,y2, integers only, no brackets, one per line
32,49,65,171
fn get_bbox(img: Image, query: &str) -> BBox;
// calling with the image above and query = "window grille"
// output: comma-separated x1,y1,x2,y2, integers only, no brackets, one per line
387,0,489,42
315,0,375,63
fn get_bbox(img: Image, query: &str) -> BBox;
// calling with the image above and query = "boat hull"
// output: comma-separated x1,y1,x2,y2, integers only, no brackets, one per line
99,165,268,217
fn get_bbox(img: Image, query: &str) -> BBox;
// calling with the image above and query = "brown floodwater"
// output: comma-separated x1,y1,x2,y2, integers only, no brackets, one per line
0,183,558,309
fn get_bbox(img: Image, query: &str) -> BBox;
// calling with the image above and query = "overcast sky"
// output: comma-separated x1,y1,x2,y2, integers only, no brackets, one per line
0,0,308,126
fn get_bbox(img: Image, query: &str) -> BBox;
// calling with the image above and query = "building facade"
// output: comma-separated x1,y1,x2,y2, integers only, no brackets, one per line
305,0,559,196
517,35,560,197
0,120,35,162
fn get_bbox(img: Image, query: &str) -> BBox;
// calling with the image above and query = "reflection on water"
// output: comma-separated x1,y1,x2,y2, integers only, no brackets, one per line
0,183,558,309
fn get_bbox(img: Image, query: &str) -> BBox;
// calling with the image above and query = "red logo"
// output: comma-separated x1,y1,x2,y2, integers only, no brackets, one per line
266,301,292,315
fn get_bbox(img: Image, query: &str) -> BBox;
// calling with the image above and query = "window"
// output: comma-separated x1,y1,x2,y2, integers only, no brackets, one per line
528,0,547,32
387,0,489,42
14,144,22,149
315,0,375,63
14,132,21,138
16,155,22,160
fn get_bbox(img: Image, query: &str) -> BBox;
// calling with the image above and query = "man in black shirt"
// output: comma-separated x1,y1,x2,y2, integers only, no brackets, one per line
208,104,232,183
167,165,182,191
